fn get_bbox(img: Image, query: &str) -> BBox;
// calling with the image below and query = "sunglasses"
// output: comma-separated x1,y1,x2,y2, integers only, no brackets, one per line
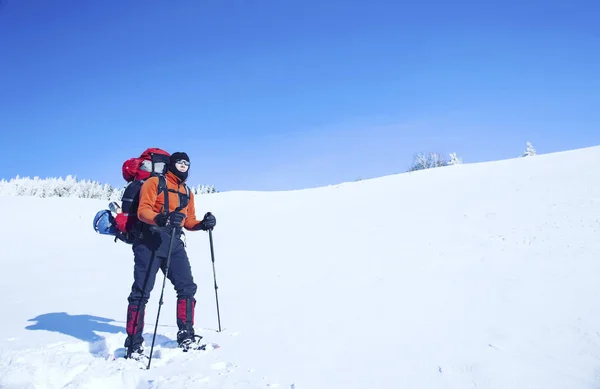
176,159,190,167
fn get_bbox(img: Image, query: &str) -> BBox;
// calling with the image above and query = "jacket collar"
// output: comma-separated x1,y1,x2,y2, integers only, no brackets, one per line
166,171,184,186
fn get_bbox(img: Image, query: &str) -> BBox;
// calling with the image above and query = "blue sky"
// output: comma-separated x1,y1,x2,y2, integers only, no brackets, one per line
1,0,599,191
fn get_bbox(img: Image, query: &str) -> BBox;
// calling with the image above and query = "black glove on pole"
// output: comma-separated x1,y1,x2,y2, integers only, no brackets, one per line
147,225,178,369
202,212,216,230
208,228,222,332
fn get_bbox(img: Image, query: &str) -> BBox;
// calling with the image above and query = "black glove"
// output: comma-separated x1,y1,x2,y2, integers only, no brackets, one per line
198,212,216,230
154,211,186,227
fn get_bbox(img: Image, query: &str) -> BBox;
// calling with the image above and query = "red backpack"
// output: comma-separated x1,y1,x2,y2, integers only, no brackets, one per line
122,147,169,182
93,148,171,244
113,148,171,237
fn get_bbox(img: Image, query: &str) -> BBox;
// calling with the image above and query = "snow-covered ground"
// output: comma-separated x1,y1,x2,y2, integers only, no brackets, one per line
1,145,600,389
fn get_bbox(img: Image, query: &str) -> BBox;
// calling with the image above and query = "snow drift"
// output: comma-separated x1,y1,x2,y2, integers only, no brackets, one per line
1,145,600,389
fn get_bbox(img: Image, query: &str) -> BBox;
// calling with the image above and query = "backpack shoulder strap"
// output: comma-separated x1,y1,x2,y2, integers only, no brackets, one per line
157,175,169,215
157,176,193,215
165,182,191,212
179,184,191,212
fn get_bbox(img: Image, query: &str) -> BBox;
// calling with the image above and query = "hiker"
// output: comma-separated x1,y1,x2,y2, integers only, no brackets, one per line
124,151,217,358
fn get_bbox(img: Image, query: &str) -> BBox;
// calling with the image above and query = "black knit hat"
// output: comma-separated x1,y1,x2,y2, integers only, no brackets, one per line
170,152,189,163
169,152,190,181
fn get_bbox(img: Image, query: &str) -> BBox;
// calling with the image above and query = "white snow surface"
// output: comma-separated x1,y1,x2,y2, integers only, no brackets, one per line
2,146,600,389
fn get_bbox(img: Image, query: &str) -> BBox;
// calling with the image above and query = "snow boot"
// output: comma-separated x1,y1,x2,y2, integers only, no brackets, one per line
176,297,203,351
125,303,146,359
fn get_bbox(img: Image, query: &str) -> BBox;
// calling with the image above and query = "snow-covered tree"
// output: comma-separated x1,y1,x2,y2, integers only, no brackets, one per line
0,176,120,200
408,152,447,172
192,184,218,194
109,187,125,202
0,176,216,199
522,141,537,157
54,175,78,197
448,152,463,165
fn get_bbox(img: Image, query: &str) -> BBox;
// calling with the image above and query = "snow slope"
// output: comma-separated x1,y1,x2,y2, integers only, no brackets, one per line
1,146,600,389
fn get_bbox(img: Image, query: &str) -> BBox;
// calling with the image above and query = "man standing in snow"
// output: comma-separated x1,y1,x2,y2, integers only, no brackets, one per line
124,152,217,359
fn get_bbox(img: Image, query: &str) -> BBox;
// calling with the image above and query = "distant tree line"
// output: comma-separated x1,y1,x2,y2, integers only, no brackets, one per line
407,141,537,172
0,175,217,200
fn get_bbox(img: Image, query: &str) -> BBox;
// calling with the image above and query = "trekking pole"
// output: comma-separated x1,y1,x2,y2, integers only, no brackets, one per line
147,226,178,370
208,229,222,332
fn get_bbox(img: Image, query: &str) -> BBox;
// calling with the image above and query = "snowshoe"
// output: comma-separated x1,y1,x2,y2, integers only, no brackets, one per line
178,334,206,352
124,336,146,361
126,350,148,361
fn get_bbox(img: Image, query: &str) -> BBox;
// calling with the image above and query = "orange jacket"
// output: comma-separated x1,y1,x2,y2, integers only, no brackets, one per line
137,171,201,230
